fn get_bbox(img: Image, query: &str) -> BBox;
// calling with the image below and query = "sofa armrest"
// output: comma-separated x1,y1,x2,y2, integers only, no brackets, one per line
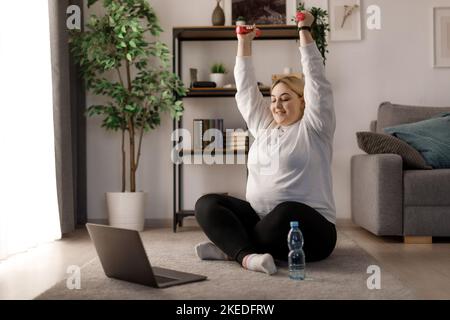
351,154,403,235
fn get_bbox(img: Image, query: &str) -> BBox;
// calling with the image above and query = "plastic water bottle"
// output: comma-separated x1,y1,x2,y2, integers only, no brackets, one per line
287,221,305,280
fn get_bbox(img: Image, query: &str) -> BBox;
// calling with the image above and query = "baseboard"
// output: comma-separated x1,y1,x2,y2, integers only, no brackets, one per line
87,217,348,228
336,218,354,227
87,217,200,228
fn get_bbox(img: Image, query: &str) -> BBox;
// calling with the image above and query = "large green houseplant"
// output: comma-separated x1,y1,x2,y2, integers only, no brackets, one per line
70,0,187,230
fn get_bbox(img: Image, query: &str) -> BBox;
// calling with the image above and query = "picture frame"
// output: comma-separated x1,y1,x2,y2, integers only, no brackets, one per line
328,0,361,41
286,0,301,25
230,0,287,25
433,7,450,68
224,0,328,26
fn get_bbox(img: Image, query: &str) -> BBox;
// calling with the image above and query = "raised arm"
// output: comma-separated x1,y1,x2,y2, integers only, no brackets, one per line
298,11,335,140
234,27,273,137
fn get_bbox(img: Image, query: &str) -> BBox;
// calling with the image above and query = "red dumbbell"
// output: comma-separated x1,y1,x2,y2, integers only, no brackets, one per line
235,25,262,37
295,11,306,22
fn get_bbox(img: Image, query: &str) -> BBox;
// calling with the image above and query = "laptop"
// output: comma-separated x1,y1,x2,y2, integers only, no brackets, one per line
86,223,207,288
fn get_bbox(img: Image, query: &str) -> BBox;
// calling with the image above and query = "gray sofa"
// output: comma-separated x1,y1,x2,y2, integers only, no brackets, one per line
351,102,450,243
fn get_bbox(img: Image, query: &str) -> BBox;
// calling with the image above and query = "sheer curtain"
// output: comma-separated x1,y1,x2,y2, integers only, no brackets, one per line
0,0,61,259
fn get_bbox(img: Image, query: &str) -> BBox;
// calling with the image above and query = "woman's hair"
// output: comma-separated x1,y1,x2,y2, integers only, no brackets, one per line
271,75,305,98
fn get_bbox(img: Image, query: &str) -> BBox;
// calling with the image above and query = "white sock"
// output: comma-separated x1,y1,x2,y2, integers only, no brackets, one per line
242,253,277,275
195,241,231,260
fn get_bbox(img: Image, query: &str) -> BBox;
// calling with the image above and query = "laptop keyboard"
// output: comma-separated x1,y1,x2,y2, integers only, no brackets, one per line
155,275,177,284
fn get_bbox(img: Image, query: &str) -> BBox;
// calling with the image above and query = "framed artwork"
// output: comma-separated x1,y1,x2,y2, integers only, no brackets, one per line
328,0,361,41
433,7,450,68
231,0,286,25
224,0,327,26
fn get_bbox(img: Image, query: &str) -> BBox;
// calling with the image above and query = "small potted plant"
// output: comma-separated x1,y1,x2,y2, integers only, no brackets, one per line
209,63,227,88
236,16,246,26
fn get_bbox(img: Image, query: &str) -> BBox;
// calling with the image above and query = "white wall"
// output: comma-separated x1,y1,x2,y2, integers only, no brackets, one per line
86,0,450,222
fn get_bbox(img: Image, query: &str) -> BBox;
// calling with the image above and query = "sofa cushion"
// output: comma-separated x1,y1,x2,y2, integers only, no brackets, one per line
404,207,450,236
356,131,431,169
376,101,450,133
403,169,450,206
384,113,450,168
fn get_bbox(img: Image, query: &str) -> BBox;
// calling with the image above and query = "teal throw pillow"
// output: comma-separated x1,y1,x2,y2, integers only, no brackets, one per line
383,113,450,169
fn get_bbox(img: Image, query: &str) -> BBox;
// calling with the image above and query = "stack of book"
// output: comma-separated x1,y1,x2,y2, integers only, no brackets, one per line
193,119,224,151
224,129,249,152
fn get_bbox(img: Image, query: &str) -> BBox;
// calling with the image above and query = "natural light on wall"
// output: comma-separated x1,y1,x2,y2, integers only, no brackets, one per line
0,1,61,259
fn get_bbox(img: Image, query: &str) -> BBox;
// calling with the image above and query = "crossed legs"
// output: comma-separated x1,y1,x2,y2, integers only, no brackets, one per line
194,193,337,274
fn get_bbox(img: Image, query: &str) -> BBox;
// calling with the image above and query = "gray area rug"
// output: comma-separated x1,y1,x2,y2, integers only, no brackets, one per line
37,228,416,299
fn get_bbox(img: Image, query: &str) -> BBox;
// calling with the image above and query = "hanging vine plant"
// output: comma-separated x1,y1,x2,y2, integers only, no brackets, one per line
294,2,330,64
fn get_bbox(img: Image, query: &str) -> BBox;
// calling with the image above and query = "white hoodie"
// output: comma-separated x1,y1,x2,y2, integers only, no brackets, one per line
234,41,336,224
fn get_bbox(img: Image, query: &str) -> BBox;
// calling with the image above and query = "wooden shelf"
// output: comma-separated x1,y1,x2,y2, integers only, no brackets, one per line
172,25,296,231
173,25,299,41
186,86,270,97
174,210,195,227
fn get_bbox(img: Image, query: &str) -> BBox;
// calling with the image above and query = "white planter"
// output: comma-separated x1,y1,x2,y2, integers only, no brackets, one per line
236,20,246,26
106,192,146,231
209,73,226,88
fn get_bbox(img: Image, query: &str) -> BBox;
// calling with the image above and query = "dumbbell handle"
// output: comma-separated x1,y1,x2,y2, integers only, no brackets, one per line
235,25,262,37
296,11,306,22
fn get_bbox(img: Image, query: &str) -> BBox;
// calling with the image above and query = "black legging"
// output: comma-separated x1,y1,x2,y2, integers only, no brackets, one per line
195,193,337,264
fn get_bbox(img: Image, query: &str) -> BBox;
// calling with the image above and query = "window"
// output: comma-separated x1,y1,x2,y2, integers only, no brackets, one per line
0,0,61,259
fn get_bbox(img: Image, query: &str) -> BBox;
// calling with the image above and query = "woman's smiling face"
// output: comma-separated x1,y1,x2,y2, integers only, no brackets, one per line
270,82,305,126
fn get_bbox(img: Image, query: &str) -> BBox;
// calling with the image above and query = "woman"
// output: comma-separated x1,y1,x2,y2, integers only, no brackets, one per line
194,11,337,275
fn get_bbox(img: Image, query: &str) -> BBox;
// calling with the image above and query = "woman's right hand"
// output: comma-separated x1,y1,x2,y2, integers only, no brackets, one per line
236,24,258,42
236,24,258,56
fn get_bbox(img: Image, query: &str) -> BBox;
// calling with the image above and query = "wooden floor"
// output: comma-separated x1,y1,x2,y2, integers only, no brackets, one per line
0,228,95,300
340,222,450,299
1,220,449,300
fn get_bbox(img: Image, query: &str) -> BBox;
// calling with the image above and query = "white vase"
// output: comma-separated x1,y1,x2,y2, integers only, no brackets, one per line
106,192,146,231
236,20,246,26
209,73,225,87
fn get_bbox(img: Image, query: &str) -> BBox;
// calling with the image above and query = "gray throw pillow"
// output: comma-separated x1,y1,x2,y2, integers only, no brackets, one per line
356,131,432,169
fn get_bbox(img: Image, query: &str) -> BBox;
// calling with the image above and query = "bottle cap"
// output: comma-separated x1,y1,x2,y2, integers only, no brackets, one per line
290,221,299,228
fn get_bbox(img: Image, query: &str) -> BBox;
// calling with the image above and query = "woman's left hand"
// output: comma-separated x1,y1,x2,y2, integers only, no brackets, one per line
297,10,314,28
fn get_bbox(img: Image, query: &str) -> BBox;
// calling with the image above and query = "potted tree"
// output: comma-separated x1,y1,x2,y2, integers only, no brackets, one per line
209,63,227,88
70,0,187,231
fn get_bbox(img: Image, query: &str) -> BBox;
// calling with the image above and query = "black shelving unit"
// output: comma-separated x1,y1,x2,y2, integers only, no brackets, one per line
172,25,299,232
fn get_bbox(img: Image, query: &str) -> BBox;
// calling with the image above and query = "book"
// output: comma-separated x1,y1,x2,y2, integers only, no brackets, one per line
193,120,203,151
193,119,224,150
224,129,249,149
192,81,216,88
